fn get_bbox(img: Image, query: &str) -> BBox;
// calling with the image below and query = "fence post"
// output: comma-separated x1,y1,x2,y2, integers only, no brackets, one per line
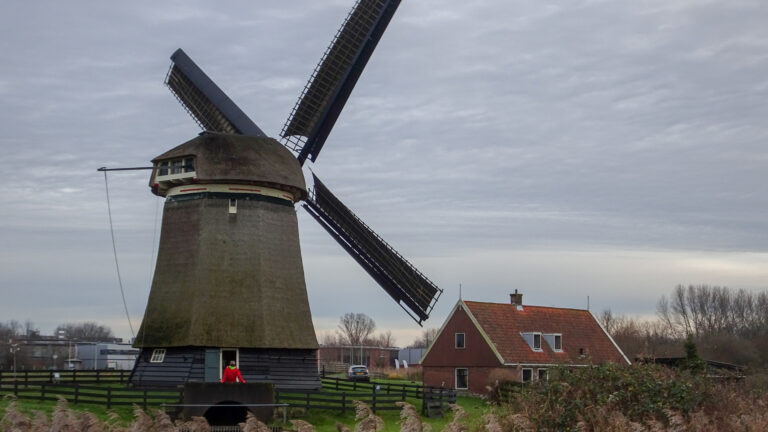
143,389,148,411
96,370,101,384
341,392,346,415
107,388,112,409
25,371,29,386
401,387,406,401
306,392,310,413
41,383,46,401
14,380,18,396
372,391,377,414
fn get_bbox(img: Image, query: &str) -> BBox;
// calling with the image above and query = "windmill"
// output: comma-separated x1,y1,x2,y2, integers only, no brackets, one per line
130,0,442,389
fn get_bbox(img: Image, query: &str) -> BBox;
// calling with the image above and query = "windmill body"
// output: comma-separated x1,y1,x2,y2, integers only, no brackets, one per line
131,134,320,388
129,0,442,389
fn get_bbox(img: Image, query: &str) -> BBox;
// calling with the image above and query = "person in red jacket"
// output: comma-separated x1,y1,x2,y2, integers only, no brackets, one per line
221,360,246,383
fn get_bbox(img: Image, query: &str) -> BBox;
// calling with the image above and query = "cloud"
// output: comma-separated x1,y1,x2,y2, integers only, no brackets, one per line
1,0,767,342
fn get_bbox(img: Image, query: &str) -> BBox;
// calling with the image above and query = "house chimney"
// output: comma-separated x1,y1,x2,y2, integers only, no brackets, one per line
510,289,523,306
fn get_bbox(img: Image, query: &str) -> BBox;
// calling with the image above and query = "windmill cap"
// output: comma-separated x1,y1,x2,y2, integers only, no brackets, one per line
150,132,306,200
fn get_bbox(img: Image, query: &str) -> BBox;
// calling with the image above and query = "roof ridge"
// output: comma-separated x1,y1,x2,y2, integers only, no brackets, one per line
463,300,588,312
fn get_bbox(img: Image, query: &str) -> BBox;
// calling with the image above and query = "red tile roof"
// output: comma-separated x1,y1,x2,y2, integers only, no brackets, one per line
463,301,629,365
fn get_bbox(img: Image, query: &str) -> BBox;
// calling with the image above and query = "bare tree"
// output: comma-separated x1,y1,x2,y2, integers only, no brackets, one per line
318,331,344,346
55,322,114,342
365,330,395,347
337,313,376,346
408,328,439,348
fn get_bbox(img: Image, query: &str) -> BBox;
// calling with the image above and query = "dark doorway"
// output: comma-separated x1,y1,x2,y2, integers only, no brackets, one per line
221,349,238,377
204,401,248,426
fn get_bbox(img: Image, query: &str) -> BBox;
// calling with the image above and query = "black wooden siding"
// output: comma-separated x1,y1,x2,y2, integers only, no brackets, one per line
130,347,320,390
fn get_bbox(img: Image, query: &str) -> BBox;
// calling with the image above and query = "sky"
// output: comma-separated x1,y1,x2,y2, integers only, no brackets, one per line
1,0,767,347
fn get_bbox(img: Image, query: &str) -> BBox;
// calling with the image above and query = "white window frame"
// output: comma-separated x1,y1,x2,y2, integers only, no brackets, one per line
455,332,466,349
522,368,533,383
533,333,542,351
554,334,562,351
455,368,468,390
537,368,548,381
156,157,196,181
219,348,239,380
150,349,166,363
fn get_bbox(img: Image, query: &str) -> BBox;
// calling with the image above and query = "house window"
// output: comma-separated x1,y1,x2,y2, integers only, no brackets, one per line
554,334,562,351
538,368,548,381
455,333,465,349
455,368,468,389
522,368,533,383
150,349,166,363
521,332,544,351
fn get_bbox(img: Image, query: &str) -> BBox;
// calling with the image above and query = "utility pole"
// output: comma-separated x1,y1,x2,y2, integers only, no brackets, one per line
9,340,20,377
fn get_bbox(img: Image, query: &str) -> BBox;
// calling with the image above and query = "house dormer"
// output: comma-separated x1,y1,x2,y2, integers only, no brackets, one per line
520,332,543,351
543,333,563,352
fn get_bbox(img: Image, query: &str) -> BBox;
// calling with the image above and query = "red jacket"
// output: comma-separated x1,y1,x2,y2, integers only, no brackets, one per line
221,366,246,383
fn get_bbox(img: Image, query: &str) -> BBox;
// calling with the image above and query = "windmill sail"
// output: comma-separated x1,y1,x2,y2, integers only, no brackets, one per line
303,174,442,325
282,0,402,165
166,49,266,137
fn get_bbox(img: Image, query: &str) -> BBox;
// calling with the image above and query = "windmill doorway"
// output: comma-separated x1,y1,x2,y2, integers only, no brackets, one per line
220,349,239,379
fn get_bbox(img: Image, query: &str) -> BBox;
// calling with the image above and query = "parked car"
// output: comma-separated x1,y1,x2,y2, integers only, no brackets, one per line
347,365,370,381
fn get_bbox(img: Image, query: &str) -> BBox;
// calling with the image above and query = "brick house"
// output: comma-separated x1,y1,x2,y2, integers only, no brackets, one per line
421,293,630,394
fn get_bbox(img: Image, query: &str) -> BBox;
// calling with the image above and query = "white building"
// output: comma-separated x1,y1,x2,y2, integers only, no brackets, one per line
76,343,139,370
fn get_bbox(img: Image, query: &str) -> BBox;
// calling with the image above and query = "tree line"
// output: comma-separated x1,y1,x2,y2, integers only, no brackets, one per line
600,284,768,369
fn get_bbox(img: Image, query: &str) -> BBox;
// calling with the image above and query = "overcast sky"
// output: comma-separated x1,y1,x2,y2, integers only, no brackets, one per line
1,0,767,347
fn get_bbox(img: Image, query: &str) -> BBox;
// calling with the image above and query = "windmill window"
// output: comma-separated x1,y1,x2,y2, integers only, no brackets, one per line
156,157,196,180
455,333,465,349
183,157,195,173
229,199,238,214
171,159,183,174
150,349,166,363
455,368,468,390
158,161,170,176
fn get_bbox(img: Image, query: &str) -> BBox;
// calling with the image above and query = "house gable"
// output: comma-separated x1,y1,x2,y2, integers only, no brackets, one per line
421,301,503,367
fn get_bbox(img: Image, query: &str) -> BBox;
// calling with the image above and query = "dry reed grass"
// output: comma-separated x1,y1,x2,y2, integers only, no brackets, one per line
395,401,430,432
352,400,385,432
240,412,272,432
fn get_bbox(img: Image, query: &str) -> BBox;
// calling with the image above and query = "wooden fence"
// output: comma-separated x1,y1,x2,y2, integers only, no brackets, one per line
320,376,424,398
0,381,182,409
0,369,131,385
0,372,455,415
275,389,406,414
